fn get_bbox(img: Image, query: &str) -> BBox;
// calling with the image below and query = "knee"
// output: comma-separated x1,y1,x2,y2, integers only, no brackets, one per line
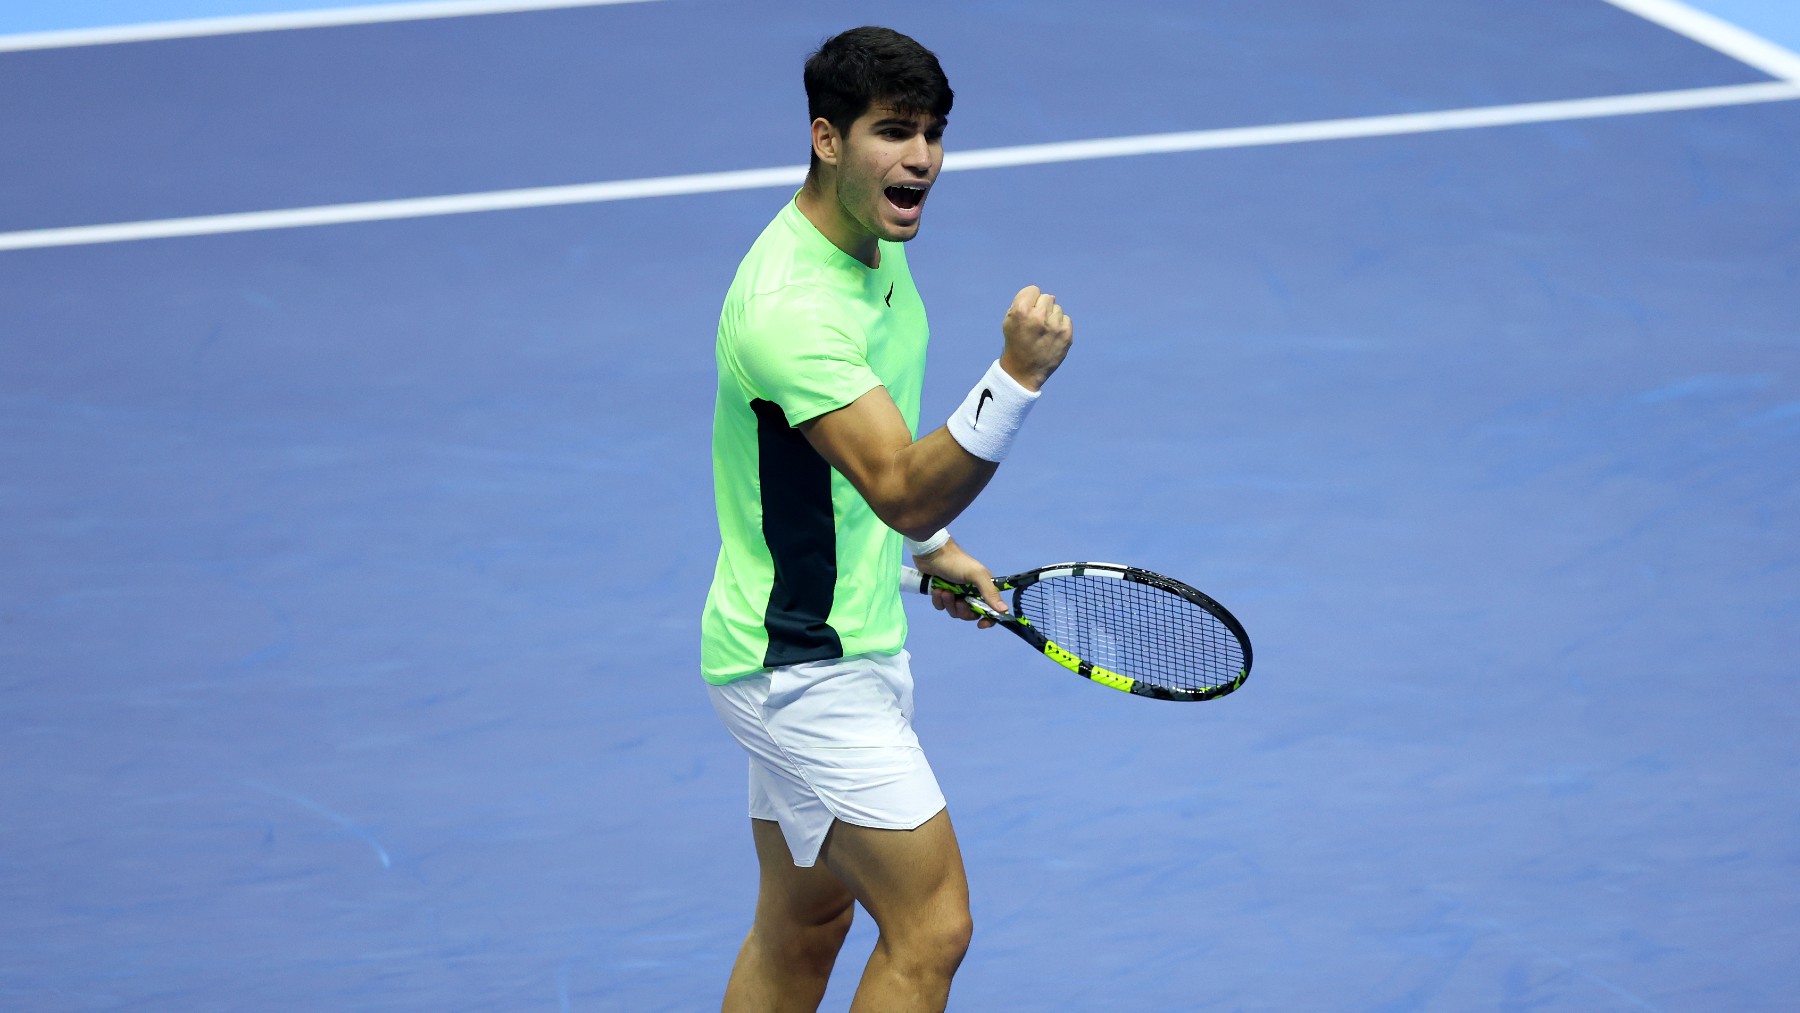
895,904,972,979
817,900,856,952
780,899,855,972
937,908,973,970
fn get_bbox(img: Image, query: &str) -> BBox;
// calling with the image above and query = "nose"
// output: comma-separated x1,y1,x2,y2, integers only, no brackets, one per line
903,131,933,172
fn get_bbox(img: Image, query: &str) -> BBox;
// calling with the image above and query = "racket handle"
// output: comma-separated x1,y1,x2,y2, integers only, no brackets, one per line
899,566,998,598
898,566,1009,620
898,565,933,595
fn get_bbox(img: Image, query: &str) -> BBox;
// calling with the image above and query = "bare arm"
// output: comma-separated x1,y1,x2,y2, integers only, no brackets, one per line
800,390,994,540
797,285,1074,539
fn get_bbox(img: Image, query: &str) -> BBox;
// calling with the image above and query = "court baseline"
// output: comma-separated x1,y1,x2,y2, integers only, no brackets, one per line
1,79,1796,253
0,0,665,52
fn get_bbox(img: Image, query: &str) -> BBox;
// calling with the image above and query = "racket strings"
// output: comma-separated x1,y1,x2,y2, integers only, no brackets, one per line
1018,575,1244,691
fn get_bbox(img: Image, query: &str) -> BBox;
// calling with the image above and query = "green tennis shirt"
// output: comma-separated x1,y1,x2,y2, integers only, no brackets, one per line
701,197,929,684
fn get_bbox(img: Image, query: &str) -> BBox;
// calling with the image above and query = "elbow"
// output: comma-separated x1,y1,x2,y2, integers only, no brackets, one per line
896,520,941,543
878,502,941,542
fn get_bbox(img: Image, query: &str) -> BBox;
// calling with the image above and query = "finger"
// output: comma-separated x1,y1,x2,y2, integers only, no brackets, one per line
977,616,996,629
1034,292,1057,318
977,577,1008,615
1011,285,1041,315
930,588,952,611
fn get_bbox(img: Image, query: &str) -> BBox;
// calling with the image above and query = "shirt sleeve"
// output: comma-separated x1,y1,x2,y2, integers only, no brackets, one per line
731,289,882,427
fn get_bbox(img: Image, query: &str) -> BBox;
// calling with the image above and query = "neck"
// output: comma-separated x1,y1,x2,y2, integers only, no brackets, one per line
797,173,880,268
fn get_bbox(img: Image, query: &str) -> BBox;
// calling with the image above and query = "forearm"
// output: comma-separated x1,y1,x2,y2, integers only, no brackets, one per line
872,427,998,539
801,286,1073,540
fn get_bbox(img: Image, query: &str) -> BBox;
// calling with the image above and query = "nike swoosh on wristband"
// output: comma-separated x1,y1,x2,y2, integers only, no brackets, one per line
885,282,894,306
975,388,994,427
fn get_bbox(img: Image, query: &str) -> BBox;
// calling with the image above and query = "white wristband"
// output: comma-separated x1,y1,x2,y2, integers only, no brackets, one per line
946,359,1040,463
904,528,951,558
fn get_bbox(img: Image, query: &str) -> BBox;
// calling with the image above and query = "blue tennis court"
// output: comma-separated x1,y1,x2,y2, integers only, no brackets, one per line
3,1,1797,1008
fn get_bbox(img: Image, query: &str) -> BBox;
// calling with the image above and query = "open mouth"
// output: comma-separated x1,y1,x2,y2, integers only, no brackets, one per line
885,184,927,211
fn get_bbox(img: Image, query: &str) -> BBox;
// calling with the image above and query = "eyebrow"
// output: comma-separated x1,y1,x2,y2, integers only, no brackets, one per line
870,115,947,130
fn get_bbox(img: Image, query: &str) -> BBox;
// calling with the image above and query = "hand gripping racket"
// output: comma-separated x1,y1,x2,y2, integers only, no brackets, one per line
900,562,1253,702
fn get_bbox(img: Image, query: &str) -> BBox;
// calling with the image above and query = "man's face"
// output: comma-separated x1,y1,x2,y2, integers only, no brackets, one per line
829,103,945,243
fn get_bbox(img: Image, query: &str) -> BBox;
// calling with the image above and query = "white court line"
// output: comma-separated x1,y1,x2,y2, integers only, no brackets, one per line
0,0,662,53
940,81,1799,171
3,81,1797,253
1603,0,1800,84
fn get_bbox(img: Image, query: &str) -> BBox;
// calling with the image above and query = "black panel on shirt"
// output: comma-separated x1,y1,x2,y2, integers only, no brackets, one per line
752,398,844,667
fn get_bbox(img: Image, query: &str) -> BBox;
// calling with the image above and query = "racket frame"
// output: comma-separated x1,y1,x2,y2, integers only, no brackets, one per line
901,561,1253,702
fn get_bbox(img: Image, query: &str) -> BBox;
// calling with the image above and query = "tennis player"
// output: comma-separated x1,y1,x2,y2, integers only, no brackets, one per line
702,26,1073,1012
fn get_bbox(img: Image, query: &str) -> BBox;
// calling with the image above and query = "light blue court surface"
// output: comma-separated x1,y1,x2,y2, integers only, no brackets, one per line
2,0,1797,52
1692,0,1800,51
1,1,345,33
3,2,1798,1010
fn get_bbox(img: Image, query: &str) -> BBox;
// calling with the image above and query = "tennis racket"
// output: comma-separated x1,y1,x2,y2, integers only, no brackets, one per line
900,561,1253,702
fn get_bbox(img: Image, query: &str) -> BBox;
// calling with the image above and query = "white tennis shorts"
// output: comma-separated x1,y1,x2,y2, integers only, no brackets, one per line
708,649,947,867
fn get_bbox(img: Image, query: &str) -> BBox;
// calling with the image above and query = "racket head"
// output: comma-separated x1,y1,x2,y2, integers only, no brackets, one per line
1006,562,1253,702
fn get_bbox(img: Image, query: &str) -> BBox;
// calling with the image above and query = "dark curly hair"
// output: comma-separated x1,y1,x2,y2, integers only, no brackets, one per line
803,27,953,173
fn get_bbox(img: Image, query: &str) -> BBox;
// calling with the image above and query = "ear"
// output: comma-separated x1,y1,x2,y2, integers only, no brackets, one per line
810,117,841,168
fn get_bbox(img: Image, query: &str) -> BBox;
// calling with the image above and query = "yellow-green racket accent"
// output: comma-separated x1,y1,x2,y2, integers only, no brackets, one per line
899,562,1252,703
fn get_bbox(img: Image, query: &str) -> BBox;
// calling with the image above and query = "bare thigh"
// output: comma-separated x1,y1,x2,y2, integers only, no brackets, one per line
751,818,856,929
821,809,969,940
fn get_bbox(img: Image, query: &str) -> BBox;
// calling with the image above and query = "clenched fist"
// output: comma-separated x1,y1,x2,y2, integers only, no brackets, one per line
998,285,1074,391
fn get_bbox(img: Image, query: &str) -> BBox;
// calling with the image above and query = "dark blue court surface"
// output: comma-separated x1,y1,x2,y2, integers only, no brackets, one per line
3,2,1798,1009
